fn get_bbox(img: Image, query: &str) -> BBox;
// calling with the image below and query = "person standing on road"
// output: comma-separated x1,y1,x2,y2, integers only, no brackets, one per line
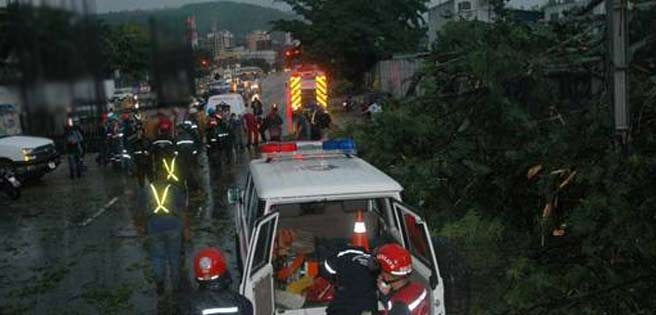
375,243,429,315
230,113,244,151
64,119,85,179
243,107,259,149
131,127,152,188
293,110,311,141
175,122,201,190
319,246,378,315
265,105,283,142
186,248,253,315
251,97,264,116
144,167,187,296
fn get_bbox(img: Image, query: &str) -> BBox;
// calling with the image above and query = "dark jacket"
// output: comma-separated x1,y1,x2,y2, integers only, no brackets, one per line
187,277,253,315
64,127,84,155
319,246,378,314
146,182,185,234
130,137,151,164
175,128,201,156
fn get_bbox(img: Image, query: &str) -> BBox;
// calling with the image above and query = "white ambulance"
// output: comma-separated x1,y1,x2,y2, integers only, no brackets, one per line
229,140,447,315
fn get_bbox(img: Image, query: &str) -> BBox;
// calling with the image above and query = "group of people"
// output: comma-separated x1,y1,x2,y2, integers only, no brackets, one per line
242,97,284,147
292,103,332,141
134,127,252,314
321,243,429,315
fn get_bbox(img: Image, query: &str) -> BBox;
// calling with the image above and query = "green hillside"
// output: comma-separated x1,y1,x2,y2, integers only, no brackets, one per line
98,1,296,37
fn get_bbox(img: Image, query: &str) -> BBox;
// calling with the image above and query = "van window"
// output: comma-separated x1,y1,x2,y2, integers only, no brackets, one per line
247,196,264,231
371,198,389,222
400,213,432,267
251,216,275,274
244,177,264,231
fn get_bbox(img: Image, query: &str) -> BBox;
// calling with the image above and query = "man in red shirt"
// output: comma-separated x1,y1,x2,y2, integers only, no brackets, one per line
242,107,259,148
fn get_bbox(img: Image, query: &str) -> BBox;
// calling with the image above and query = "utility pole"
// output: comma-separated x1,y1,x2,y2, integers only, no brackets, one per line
607,0,630,152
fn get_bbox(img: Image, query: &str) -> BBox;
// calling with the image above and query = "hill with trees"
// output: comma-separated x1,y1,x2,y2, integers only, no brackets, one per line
99,1,296,37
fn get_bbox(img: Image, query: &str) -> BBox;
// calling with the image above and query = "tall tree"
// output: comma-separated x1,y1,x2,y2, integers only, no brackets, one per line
272,0,428,83
342,5,656,314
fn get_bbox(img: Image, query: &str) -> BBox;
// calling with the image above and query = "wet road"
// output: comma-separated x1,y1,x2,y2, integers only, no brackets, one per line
0,147,255,314
260,72,290,134
0,73,329,314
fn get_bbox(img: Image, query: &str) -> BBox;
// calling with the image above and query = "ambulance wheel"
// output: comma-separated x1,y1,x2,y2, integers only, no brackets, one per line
431,236,471,315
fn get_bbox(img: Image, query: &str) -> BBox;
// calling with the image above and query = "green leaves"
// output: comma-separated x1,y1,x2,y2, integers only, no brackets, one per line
273,0,428,83
344,12,656,315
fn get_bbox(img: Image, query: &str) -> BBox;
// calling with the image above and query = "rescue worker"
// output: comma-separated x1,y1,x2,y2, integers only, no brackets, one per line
229,113,244,151
157,112,174,139
375,244,429,315
309,105,331,141
175,122,201,190
264,105,283,142
130,127,152,188
243,107,259,148
151,114,176,180
144,162,187,296
187,248,253,315
293,109,311,141
251,96,264,116
319,246,378,315
217,104,235,163
184,107,201,135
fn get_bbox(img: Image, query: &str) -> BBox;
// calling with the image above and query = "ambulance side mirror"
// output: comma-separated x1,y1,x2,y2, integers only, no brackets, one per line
227,187,242,205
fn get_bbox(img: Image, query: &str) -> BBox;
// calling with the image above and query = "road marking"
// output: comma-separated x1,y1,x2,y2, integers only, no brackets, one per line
78,197,119,227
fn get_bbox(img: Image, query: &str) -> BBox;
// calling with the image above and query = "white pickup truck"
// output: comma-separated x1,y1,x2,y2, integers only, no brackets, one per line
0,135,60,180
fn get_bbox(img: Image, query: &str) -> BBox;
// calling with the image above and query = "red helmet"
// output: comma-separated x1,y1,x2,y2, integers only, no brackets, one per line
158,117,173,133
193,248,227,281
376,243,413,276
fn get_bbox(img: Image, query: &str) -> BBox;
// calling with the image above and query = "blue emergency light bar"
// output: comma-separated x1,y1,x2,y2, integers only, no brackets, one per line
260,139,357,157
322,139,356,153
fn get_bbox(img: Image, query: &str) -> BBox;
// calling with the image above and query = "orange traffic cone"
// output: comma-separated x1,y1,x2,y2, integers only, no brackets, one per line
351,210,369,252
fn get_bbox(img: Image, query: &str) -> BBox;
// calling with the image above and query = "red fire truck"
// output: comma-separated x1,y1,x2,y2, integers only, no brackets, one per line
285,65,328,132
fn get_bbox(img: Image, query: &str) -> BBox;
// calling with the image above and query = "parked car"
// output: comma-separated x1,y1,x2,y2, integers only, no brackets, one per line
0,135,60,180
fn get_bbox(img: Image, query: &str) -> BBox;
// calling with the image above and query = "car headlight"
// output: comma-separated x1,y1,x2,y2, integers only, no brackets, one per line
22,148,35,161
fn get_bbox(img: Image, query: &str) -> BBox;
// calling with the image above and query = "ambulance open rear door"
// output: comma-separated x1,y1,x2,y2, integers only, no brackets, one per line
240,212,279,315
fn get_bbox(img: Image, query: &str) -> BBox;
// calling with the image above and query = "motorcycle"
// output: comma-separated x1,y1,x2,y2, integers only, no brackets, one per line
0,168,21,200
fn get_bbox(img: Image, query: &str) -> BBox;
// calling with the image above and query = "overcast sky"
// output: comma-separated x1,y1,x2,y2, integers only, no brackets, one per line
1,0,546,14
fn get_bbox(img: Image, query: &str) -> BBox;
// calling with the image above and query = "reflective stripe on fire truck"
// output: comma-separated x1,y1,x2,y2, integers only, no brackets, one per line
316,75,328,107
290,76,302,110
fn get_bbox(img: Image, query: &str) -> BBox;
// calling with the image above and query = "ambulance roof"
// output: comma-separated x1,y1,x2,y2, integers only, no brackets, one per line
250,155,403,200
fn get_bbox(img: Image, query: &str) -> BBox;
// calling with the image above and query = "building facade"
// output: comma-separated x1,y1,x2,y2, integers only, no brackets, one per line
427,0,496,43
204,30,235,58
246,30,272,51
